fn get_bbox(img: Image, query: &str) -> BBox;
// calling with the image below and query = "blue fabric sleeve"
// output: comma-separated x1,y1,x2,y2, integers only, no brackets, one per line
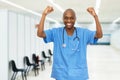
87,30,98,44
43,29,54,43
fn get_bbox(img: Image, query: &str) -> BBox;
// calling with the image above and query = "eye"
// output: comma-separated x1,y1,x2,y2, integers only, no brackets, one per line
64,17,75,20
70,17,74,20
64,17,68,20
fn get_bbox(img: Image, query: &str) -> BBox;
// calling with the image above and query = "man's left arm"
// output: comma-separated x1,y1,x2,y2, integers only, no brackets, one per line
87,7,103,39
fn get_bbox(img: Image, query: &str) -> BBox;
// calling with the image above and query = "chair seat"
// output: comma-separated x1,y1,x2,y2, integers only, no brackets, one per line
15,68,25,72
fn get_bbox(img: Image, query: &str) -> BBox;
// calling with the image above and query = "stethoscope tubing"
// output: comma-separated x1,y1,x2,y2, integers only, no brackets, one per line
62,27,79,45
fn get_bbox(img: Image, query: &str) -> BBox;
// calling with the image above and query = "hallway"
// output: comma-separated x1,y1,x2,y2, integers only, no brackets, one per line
0,0,120,80
26,45,120,80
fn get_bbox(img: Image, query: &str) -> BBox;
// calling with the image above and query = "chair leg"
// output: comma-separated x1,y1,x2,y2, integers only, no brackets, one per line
26,66,31,75
11,72,15,80
41,64,43,71
24,72,27,80
42,61,45,70
33,67,37,76
37,68,39,75
41,63,45,70
12,72,17,80
47,57,51,65
43,62,45,70
28,66,31,74
24,70,27,80
25,67,28,74
21,72,24,80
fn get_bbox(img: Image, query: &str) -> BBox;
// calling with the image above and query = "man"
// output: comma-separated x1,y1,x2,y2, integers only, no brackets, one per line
37,6,102,80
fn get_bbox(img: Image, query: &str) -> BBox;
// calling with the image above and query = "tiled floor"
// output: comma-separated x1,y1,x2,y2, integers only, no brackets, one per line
27,45,120,80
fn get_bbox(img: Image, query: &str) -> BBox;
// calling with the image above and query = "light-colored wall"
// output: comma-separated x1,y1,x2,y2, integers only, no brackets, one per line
0,9,8,80
111,29,120,50
0,10,53,80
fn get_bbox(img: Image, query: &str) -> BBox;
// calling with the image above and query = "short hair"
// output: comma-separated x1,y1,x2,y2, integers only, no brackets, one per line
63,8,76,18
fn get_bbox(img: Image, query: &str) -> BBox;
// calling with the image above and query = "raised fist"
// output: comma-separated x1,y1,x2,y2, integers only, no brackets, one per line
43,6,54,15
87,7,97,17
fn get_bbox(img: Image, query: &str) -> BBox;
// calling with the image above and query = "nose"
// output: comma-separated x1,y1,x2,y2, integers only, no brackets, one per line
66,17,72,22
67,19,71,22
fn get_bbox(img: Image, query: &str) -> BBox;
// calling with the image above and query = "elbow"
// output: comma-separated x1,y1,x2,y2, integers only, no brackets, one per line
96,33,103,39
37,32,42,37
95,32,103,38
99,34,103,38
99,32,103,38
37,32,41,37
37,31,45,38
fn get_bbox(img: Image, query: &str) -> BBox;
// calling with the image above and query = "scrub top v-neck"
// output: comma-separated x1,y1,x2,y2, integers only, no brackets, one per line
43,27,98,80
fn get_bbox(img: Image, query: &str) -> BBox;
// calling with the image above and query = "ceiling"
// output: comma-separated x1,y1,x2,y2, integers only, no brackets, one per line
0,0,120,23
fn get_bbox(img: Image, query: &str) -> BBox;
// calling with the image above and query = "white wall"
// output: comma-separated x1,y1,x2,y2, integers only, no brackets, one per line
17,14,25,68
111,29,120,50
24,16,31,57
8,11,18,62
0,9,8,80
8,11,18,79
0,9,53,80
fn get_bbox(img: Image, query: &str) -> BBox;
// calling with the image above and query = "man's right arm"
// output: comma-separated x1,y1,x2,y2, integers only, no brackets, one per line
37,6,54,38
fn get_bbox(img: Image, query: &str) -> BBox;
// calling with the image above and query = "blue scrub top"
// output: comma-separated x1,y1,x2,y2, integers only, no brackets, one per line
43,27,98,80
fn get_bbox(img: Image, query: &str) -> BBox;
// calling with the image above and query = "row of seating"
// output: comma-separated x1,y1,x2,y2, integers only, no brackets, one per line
9,49,53,80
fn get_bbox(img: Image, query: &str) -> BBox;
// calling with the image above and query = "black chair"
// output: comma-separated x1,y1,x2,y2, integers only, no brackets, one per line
10,60,27,80
24,56,39,76
48,49,53,56
42,51,52,65
32,54,45,71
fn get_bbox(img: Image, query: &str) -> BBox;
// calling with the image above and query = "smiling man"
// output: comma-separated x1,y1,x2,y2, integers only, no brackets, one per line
37,6,102,80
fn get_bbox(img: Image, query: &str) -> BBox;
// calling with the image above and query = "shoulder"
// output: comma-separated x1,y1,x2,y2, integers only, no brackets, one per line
45,27,64,34
49,27,64,31
76,27,87,32
76,27,93,31
76,27,95,35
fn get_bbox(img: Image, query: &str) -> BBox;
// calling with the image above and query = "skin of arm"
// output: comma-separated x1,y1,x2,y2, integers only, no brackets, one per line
37,6,54,38
87,7,103,39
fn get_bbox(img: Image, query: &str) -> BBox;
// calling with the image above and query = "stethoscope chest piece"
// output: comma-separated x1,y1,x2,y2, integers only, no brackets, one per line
62,44,66,48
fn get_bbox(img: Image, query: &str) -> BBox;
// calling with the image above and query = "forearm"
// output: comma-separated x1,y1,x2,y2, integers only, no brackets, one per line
94,15,103,38
37,14,46,38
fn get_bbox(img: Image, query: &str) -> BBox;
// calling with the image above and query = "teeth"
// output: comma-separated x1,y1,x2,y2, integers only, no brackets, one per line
67,23,72,25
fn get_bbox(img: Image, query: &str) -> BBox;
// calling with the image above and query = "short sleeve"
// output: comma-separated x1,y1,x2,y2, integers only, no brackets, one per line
86,30,98,44
43,29,54,43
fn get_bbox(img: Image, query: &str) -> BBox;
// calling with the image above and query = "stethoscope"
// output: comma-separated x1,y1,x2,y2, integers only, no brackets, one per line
62,27,80,49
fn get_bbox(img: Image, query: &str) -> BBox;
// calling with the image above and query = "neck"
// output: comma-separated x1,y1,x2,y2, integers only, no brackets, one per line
65,27,75,36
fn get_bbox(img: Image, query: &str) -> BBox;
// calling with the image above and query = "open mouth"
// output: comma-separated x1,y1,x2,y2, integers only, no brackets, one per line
66,23,72,26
